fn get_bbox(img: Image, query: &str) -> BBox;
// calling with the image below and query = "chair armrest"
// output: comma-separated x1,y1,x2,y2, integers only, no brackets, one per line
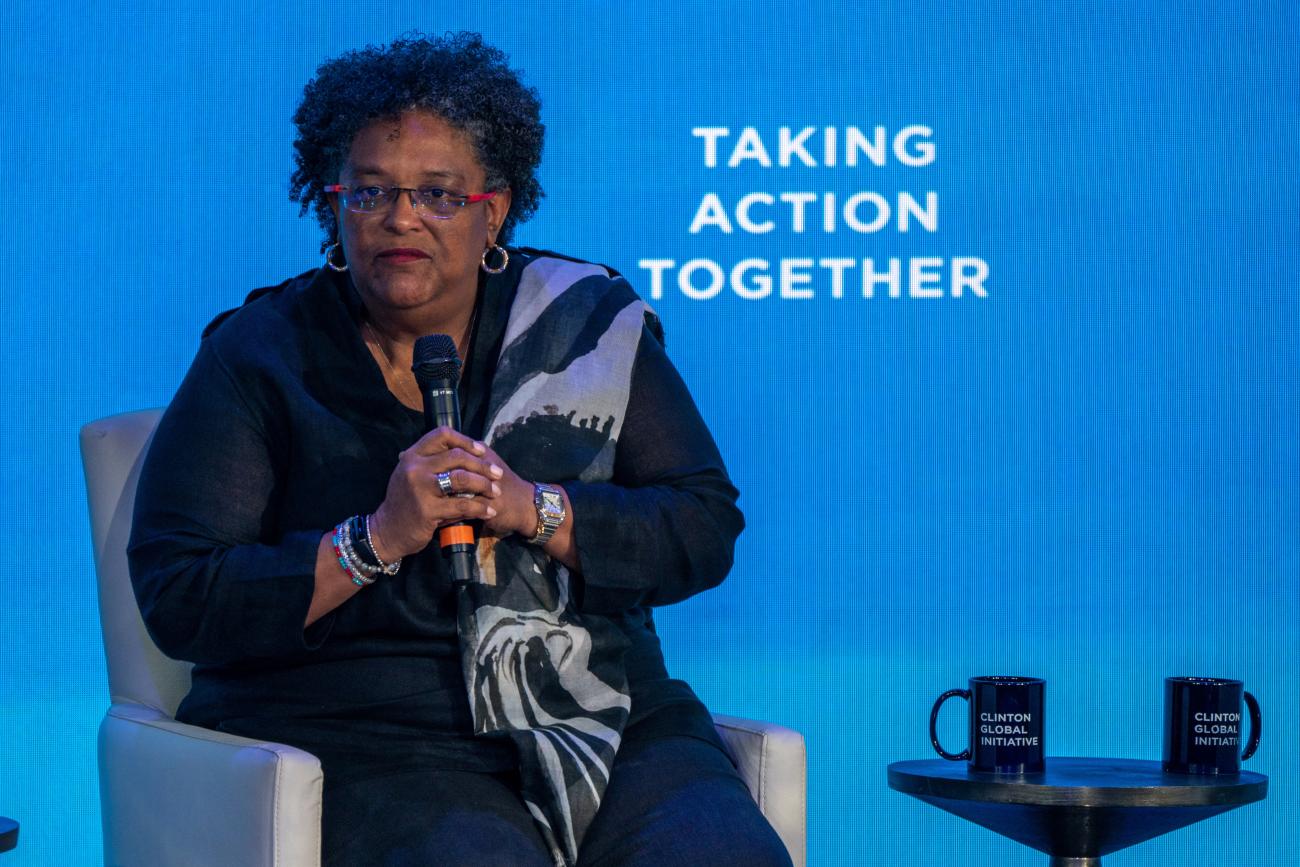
99,703,323,867
712,713,806,867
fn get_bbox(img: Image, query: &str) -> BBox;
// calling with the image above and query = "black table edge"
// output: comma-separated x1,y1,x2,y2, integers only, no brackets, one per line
888,757,1268,809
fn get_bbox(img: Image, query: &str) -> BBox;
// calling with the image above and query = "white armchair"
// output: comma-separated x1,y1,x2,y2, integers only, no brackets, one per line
81,409,806,867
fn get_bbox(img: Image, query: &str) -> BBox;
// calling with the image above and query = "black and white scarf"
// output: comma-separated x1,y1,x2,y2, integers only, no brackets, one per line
458,253,650,865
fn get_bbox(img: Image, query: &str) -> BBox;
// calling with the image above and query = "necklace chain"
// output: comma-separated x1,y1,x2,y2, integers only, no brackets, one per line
364,320,420,406
363,304,479,407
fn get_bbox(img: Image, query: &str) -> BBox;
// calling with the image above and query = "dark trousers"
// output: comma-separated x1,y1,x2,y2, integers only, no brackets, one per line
322,726,794,867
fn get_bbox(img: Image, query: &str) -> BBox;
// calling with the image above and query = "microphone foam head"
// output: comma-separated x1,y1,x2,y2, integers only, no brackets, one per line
412,334,461,386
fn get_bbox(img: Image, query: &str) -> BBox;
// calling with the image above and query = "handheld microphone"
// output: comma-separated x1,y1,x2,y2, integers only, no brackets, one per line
412,334,476,585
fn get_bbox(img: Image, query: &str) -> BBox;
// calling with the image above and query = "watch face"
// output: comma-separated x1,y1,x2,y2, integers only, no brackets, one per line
539,489,564,516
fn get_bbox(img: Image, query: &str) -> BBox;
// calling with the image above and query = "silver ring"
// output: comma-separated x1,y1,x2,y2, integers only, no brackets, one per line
436,471,455,497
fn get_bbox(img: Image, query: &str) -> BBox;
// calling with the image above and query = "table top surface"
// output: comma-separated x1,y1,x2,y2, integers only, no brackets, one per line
888,757,1268,808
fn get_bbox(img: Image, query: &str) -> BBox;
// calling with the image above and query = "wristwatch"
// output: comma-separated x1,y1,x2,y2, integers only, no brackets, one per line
529,483,566,546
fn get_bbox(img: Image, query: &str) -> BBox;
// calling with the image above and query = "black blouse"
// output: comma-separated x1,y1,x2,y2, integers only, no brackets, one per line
126,250,744,779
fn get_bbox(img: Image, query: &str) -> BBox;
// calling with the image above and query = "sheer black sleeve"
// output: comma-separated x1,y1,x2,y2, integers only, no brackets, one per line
126,338,330,665
563,323,744,614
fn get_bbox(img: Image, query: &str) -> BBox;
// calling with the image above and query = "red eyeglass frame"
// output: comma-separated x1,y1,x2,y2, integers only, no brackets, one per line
324,184,497,204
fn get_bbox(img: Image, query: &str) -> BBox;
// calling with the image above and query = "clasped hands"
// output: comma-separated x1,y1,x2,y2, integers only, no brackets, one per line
368,427,537,563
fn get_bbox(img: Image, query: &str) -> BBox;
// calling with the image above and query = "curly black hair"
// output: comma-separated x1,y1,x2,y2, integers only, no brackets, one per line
290,31,544,249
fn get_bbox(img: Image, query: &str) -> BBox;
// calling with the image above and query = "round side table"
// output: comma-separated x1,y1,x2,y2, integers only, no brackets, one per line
888,757,1267,866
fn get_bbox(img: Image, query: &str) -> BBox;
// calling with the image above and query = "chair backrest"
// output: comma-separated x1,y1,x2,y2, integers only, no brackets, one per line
81,409,192,716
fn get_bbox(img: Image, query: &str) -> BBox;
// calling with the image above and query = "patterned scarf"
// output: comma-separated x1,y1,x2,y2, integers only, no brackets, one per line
458,253,650,866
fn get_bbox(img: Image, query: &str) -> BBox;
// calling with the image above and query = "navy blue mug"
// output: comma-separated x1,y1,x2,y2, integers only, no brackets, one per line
930,676,1045,774
1162,677,1261,775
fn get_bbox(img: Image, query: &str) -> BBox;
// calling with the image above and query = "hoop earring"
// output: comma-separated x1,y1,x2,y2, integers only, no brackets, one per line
324,242,349,272
481,243,509,275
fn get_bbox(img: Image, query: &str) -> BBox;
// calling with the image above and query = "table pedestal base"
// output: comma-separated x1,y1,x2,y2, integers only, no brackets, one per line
917,793,1240,864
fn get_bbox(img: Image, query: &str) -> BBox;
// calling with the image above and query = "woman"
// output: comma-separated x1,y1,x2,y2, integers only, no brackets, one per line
129,32,791,867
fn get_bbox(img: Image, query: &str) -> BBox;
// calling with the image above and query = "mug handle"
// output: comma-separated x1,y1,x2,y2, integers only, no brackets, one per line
929,688,971,761
1241,690,1261,760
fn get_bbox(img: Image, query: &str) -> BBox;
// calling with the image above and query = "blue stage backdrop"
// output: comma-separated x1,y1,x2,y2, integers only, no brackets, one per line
1,3,1296,864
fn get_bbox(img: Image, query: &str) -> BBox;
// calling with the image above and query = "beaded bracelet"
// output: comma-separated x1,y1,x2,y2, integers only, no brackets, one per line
348,514,401,576
332,520,375,587
332,514,403,588
344,516,377,573
340,520,378,579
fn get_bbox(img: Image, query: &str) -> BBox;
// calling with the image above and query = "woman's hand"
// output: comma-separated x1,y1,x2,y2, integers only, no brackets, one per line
471,442,579,572
368,427,505,560
472,441,541,540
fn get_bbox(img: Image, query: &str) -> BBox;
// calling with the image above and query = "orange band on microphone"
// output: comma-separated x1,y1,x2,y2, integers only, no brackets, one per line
439,525,476,546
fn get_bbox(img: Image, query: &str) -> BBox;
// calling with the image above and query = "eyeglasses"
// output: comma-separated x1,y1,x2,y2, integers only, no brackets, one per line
325,184,497,220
